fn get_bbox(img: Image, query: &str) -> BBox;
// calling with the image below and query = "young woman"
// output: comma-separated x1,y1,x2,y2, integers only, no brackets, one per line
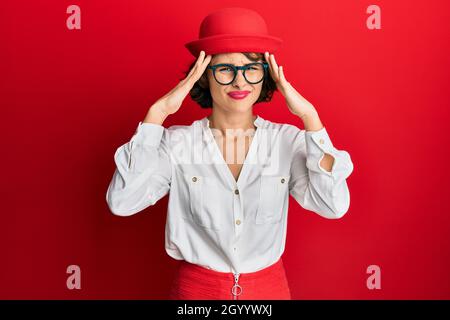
106,7,354,300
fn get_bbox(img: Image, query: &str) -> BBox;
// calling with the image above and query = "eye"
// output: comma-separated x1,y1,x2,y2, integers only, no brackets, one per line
245,64,260,70
218,66,233,72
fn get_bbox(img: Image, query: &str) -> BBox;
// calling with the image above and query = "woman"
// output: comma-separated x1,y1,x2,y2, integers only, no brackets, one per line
106,7,354,300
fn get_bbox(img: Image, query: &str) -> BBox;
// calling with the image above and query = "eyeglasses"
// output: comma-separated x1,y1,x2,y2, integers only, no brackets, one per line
207,62,269,85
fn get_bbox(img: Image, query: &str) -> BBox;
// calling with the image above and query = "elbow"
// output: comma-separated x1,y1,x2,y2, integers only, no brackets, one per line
107,203,136,217
314,202,349,219
311,183,351,219
326,189,351,219
105,187,137,217
300,181,351,220
106,200,131,217
327,205,349,219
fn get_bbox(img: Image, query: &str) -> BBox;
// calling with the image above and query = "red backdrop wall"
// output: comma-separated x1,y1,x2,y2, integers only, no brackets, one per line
2,0,450,299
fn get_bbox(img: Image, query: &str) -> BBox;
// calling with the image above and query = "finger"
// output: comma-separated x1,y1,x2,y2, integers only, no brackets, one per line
182,65,197,82
279,65,288,84
269,54,279,81
197,50,205,61
196,50,207,68
182,52,205,82
270,54,279,74
191,53,205,74
192,54,212,81
189,50,205,75
180,51,204,83
201,54,212,70
264,52,275,77
183,55,211,89
264,51,270,65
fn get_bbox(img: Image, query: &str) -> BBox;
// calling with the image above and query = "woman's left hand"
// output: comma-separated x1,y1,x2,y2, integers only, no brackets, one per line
264,52,333,169
264,52,318,119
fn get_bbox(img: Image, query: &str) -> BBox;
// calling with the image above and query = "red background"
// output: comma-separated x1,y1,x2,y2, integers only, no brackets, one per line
2,0,450,299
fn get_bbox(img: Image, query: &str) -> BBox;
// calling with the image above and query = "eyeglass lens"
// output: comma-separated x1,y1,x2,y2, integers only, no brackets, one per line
214,64,265,84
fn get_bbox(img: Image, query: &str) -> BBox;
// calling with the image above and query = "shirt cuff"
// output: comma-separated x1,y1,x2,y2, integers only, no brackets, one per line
131,121,165,147
304,127,337,176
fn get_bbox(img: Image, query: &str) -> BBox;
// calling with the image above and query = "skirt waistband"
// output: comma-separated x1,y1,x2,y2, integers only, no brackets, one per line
177,258,285,281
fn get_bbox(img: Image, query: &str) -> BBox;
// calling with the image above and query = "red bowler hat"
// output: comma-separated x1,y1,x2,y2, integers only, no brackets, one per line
185,7,283,57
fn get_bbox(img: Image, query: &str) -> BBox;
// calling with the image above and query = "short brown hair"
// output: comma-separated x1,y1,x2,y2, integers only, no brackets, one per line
182,52,278,109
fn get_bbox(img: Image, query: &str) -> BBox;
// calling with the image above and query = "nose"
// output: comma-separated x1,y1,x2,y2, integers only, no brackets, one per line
231,69,247,88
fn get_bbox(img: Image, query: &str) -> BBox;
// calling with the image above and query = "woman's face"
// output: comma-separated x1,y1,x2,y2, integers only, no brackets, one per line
207,52,264,114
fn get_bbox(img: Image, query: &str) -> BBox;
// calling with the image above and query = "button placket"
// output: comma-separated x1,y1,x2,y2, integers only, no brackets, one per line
233,185,242,235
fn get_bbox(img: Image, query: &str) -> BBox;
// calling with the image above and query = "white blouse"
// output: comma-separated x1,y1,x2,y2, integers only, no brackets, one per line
106,114,354,274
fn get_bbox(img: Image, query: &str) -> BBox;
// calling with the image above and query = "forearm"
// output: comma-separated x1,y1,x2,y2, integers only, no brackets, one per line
143,103,169,125
300,111,323,132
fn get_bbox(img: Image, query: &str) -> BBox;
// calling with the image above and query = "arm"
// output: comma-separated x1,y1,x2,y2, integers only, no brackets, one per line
262,52,354,218
289,124,354,219
105,50,212,216
105,108,172,217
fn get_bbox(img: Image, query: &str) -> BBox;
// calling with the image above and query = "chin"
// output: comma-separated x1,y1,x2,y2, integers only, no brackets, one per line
230,103,254,114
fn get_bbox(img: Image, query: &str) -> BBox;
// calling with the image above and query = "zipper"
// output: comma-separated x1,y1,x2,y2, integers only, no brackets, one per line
231,272,242,300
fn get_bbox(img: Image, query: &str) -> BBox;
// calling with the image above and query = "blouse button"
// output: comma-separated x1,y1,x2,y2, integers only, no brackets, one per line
281,178,285,184
319,138,324,144
192,176,197,182
235,219,241,225
234,189,239,195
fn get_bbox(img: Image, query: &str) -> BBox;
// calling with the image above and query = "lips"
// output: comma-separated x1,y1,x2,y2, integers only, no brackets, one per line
227,90,251,100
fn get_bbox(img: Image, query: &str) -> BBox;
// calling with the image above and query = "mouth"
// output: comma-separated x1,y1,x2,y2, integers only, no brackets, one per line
227,90,251,100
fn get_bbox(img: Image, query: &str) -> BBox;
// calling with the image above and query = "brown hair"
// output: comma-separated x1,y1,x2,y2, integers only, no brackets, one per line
182,52,278,109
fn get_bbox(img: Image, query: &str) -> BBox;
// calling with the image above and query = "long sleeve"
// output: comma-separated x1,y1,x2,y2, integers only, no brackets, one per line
288,127,354,219
106,121,172,217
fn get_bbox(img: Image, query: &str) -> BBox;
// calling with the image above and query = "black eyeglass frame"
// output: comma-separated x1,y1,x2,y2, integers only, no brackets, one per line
206,62,269,85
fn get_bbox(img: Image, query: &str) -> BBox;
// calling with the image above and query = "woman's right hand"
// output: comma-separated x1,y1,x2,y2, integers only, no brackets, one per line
151,50,212,117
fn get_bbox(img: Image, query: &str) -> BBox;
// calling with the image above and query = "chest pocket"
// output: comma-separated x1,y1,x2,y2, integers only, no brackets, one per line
256,175,290,224
184,173,221,231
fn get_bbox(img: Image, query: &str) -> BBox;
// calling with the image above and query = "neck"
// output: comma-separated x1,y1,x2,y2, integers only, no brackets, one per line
207,109,257,137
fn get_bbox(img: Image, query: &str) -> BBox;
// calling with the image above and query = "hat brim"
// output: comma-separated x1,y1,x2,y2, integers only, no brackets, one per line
185,34,283,57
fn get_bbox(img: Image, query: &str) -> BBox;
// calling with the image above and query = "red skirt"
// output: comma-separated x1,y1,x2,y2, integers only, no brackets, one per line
169,258,291,300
